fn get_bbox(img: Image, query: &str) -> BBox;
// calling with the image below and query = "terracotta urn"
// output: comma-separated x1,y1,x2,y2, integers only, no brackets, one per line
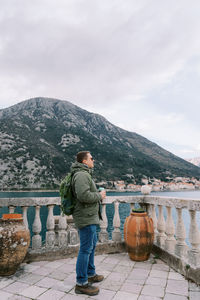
124,210,154,261
0,214,30,276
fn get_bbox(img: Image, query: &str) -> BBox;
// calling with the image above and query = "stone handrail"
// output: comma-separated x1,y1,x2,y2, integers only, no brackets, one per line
1,194,200,283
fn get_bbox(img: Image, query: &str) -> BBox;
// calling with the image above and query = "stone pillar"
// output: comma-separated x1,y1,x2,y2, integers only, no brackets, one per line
9,206,15,213
32,206,42,249
165,206,176,253
188,210,200,266
175,208,187,258
22,206,29,229
58,214,68,247
112,201,122,242
46,205,55,248
130,203,135,212
157,205,166,247
99,203,109,242
150,204,158,243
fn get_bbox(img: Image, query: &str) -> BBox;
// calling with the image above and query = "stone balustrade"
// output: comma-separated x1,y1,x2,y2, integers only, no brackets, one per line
0,194,200,283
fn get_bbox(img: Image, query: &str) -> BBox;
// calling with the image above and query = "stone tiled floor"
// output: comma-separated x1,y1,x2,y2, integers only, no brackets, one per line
0,253,200,299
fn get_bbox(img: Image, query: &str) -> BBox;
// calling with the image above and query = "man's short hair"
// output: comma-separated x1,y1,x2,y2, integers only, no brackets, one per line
76,151,90,163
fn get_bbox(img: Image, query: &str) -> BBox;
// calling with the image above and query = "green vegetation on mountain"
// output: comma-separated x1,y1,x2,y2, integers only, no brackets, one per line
0,97,199,190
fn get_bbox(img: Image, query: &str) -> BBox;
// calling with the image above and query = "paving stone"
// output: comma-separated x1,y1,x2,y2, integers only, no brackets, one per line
18,273,43,284
48,270,69,280
164,293,188,300
141,284,165,297
101,279,123,291
35,277,61,288
189,281,200,291
23,264,41,272
45,260,66,269
113,264,132,274
0,290,13,300
103,257,121,265
3,281,30,294
97,263,116,272
32,267,54,276
146,276,167,287
90,288,116,300
134,262,152,269
8,296,32,300
112,291,138,300
95,254,107,262
166,279,188,296
189,291,200,300
19,285,47,298
30,261,49,267
125,278,146,285
128,268,150,280
0,278,15,289
51,280,74,292
56,263,75,274
151,263,170,271
168,271,186,280
138,296,162,300
67,288,90,298
61,294,88,300
9,271,28,281
54,258,71,264
64,273,76,285
36,288,65,300
149,270,168,279
120,282,143,294
107,271,128,282
67,257,77,265
118,260,135,267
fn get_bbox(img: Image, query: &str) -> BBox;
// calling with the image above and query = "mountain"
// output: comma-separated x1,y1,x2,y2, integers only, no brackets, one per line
0,97,200,190
186,157,200,167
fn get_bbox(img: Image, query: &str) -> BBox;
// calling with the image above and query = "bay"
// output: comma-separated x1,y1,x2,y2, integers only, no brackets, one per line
0,190,200,245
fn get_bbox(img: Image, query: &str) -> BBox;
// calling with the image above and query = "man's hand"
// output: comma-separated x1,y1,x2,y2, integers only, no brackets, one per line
100,190,106,201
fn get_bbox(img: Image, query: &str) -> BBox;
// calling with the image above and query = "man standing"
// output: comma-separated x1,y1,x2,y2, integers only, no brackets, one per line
71,151,106,296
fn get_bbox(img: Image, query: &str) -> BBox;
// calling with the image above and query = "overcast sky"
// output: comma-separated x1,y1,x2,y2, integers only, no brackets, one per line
0,0,200,159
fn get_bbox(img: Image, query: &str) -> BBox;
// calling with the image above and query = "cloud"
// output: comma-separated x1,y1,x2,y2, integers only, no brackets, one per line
1,0,200,109
0,0,200,159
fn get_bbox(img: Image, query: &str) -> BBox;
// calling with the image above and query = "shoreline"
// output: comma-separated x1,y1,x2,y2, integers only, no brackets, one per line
0,188,200,193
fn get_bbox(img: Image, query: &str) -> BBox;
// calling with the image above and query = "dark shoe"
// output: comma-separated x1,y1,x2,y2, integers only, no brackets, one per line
88,274,104,283
75,283,99,296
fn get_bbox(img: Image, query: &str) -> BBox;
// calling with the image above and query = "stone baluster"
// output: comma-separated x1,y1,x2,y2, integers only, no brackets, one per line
58,213,68,247
150,204,158,243
32,206,42,249
67,216,79,245
156,205,166,247
175,207,187,257
165,206,176,253
46,205,55,248
188,210,200,266
99,203,109,242
22,206,29,229
146,203,152,217
9,206,15,213
112,201,121,242
130,203,135,213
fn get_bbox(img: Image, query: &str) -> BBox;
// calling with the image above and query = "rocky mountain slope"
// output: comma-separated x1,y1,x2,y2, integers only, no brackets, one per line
186,157,200,167
0,97,200,190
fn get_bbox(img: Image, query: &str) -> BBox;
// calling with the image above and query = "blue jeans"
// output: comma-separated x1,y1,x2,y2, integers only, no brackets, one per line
76,224,97,285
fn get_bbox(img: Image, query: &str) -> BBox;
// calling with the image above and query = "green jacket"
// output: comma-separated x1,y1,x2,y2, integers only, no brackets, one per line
71,162,102,229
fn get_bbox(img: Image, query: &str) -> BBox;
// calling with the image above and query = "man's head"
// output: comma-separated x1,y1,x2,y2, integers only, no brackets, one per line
76,151,94,169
